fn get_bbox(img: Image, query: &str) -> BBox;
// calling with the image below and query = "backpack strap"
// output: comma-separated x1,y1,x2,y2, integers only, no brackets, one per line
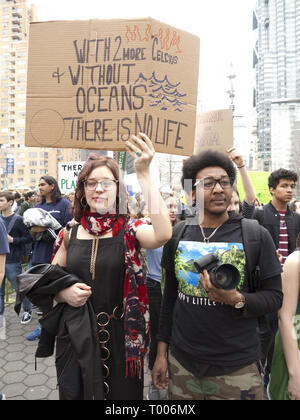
3,214,18,235
241,218,261,293
165,221,187,270
172,221,187,250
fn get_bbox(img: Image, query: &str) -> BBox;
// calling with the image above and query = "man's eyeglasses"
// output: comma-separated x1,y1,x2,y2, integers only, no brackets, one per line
194,176,233,191
84,179,118,191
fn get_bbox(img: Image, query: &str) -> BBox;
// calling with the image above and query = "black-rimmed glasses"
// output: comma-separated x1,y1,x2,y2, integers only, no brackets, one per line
84,179,118,191
194,176,233,191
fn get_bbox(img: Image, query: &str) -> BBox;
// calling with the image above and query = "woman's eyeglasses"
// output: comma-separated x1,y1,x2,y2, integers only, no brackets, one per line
84,179,118,191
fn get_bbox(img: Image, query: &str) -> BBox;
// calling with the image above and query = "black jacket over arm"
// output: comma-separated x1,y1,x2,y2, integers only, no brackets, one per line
15,264,104,400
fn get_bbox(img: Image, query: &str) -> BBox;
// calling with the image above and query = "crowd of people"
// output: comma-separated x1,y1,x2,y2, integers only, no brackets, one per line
1,134,300,400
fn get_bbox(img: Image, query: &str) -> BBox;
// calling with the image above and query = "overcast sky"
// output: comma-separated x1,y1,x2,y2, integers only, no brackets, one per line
30,0,256,121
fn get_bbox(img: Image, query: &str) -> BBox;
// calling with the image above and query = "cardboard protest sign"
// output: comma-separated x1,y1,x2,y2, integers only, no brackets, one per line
58,161,85,193
194,109,233,154
26,18,200,156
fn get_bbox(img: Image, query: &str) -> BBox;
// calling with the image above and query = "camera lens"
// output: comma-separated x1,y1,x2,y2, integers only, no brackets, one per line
194,253,241,291
211,264,240,290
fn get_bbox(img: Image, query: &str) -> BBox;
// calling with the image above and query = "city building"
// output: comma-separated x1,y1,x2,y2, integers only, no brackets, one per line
253,0,300,172
0,0,81,191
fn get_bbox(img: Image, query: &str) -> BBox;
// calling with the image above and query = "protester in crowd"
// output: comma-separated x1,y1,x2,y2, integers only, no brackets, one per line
26,176,72,341
0,216,9,402
269,236,300,400
33,192,41,206
253,169,300,264
134,200,149,221
65,191,75,208
127,194,138,218
133,192,142,213
0,216,9,302
251,169,300,387
145,195,179,400
152,149,283,400
30,176,73,266
170,185,180,197
11,192,22,213
0,191,33,324
129,192,144,219
290,200,300,215
17,191,36,216
0,216,9,295
227,185,242,214
0,217,9,287
52,133,172,400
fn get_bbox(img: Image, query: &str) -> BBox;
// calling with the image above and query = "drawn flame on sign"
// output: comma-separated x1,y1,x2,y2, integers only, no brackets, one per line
125,24,182,53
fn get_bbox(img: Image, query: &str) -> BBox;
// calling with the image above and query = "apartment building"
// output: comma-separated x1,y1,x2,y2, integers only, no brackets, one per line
0,0,81,191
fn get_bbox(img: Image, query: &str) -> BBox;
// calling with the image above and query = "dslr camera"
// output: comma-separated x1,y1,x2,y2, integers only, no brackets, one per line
194,253,240,291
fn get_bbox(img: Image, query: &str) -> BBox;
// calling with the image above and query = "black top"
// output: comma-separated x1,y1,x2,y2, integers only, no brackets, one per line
158,213,283,378
66,224,143,400
67,224,125,313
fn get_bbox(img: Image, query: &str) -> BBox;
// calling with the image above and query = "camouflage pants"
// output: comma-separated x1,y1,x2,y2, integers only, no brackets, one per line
168,353,264,400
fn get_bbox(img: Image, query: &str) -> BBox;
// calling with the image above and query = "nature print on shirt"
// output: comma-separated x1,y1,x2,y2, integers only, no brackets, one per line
175,241,246,298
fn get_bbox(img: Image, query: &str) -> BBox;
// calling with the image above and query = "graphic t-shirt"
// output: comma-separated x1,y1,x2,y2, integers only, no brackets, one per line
159,215,282,378
176,240,245,298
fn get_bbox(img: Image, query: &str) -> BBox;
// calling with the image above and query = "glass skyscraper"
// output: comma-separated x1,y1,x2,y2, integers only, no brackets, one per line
253,0,300,172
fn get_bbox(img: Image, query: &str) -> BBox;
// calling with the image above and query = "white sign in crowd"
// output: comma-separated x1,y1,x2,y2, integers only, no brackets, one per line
58,161,85,193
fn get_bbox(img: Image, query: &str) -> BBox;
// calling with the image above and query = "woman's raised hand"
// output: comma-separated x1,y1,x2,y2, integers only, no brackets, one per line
125,133,155,174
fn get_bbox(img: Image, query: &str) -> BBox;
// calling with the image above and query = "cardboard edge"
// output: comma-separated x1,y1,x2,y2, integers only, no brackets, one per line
29,17,200,42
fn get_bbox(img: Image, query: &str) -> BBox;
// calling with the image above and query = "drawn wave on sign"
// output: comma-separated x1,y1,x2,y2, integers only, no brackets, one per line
134,72,187,112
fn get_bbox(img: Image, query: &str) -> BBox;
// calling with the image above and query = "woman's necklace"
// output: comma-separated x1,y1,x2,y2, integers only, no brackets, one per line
200,224,222,243
90,237,100,281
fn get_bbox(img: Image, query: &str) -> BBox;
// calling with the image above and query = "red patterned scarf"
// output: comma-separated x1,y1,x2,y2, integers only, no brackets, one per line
81,210,150,378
